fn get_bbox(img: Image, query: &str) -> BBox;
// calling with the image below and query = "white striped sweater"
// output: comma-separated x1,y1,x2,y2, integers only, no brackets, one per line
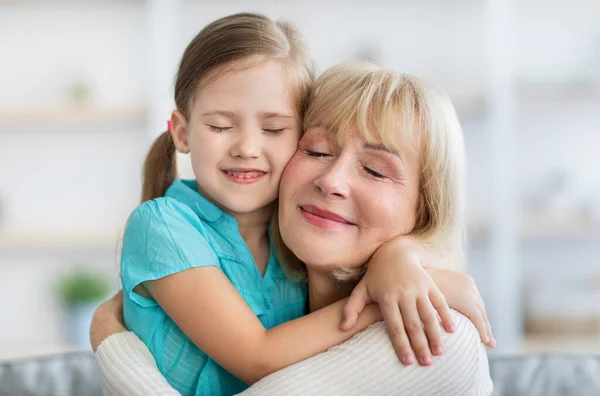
95,310,493,395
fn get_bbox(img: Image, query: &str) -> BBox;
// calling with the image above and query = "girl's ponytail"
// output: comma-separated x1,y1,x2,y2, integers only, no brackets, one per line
141,131,176,203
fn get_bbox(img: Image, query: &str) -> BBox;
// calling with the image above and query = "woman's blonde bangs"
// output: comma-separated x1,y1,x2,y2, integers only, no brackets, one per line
303,63,423,154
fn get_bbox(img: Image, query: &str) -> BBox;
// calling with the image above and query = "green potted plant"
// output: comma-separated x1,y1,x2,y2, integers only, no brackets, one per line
56,269,111,346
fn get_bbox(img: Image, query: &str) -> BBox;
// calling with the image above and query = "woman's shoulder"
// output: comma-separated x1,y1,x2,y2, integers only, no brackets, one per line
337,310,492,394
242,310,493,395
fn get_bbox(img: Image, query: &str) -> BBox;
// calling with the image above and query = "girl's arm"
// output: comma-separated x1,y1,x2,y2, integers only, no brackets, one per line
147,266,382,385
341,237,494,367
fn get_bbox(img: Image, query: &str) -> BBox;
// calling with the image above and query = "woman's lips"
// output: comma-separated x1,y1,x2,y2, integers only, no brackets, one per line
299,204,355,229
222,169,266,184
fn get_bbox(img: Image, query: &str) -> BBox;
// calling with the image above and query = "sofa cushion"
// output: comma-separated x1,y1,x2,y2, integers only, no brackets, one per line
2,351,600,396
0,351,102,396
489,354,600,396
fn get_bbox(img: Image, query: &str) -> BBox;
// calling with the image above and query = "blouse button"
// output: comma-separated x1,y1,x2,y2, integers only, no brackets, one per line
264,298,273,309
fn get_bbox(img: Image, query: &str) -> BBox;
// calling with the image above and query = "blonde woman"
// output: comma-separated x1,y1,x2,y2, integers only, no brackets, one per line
92,62,492,395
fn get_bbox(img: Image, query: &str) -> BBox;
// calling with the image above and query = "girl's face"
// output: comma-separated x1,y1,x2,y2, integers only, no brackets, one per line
278,126,421,271
171,60,301,215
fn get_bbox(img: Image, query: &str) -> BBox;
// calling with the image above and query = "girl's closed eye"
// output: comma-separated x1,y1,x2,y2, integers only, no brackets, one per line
207,124,232,133
263,127,286,135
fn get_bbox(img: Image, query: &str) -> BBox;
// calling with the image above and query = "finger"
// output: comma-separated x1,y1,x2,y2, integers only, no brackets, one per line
417,296,444,357
485,314,496,348
381,298,414,365
429,290,455,333
400,299,432,366
478,301,495,347
468,306,489,345
341,282,369,331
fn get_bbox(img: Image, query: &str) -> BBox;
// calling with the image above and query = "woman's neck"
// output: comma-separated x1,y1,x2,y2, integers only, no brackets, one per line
306,267,349,312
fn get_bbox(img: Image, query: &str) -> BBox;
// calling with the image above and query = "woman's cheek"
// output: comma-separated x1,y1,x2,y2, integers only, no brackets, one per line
281,152,302,180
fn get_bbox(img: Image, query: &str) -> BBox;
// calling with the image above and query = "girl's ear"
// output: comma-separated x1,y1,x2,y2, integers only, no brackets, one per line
170,110,190,154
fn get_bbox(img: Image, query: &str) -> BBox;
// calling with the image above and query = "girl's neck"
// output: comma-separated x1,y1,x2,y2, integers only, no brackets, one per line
229,204,273,276
197,183,273,241
195,182,273,275
306,267,349,312
229,204,273,244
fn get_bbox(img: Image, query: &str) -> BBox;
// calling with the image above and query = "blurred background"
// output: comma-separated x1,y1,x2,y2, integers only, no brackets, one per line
0,0,599,359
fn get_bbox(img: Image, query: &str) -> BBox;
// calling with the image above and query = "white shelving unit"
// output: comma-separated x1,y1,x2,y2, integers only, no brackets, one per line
0,105,147,126
0,231,122,254
469,215,600,242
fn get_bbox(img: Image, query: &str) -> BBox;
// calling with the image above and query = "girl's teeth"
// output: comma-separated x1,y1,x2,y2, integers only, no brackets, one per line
227,171,262,179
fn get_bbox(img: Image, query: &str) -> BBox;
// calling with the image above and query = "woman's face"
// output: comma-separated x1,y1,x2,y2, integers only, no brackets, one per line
278,126,421,272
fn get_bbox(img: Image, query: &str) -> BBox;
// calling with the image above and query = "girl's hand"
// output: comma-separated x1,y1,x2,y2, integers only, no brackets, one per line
426,269,496,348
342,238,455,366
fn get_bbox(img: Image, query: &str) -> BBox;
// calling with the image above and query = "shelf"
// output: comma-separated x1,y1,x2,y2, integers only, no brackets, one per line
0,231,122,254
0,105,147,126
0,342,89,361
455,85,600,119
468,215,600,242
523,332,600,354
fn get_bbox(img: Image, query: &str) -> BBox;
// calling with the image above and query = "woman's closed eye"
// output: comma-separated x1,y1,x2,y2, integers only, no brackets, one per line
303,149,330,158
363,166,386,179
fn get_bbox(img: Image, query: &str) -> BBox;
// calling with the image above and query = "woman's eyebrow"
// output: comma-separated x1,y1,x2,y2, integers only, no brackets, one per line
363,142,402,159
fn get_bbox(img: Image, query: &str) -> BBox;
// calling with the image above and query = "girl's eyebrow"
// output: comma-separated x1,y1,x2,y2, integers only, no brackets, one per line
259,112,295,119
200,111,294,119
200,110,236,118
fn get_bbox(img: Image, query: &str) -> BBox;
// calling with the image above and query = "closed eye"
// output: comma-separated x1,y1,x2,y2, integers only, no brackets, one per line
264,128,285,135
363,166,386,179
207,125,232,133
303,149,330,158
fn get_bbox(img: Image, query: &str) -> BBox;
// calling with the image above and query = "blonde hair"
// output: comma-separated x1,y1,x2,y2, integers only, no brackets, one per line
141,13,314,203
275,62,466,282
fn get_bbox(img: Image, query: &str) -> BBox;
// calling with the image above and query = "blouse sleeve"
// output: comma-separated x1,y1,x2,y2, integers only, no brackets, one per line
121,197,220,308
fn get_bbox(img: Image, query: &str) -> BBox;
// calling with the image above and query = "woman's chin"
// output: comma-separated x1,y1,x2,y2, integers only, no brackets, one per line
286,239,356,268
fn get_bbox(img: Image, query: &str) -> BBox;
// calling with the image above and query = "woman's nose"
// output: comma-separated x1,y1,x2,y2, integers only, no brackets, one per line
313,158,351,199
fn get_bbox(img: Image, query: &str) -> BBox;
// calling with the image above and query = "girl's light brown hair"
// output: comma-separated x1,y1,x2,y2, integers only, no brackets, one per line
274,62,466,282
141,12,314,203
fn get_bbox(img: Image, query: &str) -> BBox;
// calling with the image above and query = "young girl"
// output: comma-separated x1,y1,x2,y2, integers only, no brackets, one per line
116,12,493,396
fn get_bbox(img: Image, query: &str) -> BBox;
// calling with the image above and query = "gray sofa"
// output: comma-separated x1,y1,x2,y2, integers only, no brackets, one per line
2,352,600,396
